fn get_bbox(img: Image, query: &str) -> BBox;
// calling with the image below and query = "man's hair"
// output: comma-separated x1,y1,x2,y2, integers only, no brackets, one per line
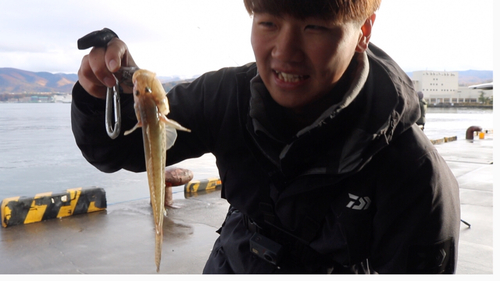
243,0,381,24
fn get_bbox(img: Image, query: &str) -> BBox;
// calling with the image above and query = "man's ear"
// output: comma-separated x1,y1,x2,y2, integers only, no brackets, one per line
355,13,376,53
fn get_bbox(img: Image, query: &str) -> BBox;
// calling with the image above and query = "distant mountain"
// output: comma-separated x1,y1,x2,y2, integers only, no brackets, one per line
0,68,199,94
406,70,493,86
454,70,493,86
1,67,492,94
0,68,78,94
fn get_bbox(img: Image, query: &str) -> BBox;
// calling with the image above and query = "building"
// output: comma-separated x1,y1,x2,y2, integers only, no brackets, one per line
412,71,458,103
411,71,493,105
457,82,493,104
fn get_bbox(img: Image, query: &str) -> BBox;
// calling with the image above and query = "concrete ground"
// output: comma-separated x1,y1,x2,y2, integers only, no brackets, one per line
0,136,494,274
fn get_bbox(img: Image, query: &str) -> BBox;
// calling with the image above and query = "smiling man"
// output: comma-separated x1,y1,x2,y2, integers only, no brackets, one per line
251,11,372,113
71,0,460,274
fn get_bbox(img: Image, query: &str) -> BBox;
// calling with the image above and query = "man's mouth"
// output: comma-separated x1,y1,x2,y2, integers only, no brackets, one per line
274,71,308,83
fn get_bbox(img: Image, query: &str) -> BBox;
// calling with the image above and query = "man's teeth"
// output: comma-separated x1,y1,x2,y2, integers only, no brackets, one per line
276,71,305,82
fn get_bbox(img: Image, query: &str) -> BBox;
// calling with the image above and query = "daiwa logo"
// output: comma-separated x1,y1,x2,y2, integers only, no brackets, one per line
346,193,371,210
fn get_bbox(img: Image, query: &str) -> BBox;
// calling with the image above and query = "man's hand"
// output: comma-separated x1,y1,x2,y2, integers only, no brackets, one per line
78,37,138,99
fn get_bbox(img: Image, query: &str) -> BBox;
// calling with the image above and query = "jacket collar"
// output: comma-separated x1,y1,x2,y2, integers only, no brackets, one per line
239,44,419,185
248,51,370,142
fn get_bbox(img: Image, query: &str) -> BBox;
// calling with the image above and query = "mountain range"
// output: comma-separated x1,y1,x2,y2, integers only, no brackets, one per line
0,68,78,94
0,67,493,94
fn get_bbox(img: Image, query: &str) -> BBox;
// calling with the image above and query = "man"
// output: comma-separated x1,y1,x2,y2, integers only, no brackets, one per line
72,0,460,273
416,91,427,130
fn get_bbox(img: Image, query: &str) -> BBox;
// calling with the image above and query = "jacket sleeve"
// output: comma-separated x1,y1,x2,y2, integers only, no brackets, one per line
71,81,146,173
369,128,461,273
70,66,241,173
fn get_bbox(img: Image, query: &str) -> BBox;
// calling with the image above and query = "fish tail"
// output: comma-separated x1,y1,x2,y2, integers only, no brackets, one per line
156,230,163,272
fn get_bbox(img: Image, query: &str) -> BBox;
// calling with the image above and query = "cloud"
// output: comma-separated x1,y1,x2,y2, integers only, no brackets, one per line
0,0,494,76
372,0,494,71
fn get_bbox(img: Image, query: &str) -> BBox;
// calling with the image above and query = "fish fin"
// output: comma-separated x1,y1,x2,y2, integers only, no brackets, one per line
168,120,191,132
124,122,142,136
158,112,190,131
165,126,178,150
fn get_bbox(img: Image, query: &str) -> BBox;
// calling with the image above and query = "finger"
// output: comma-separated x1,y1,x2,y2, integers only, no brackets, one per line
78,55,108,99
105,38,137,73
88,46,117,88
105,38,138,93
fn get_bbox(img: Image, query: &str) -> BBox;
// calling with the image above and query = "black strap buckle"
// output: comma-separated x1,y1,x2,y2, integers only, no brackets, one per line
250,232,283,266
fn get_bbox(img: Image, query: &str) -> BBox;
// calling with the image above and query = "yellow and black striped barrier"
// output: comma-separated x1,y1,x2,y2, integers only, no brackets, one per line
430,136,458,145
184,178,221,195
1,187,106,228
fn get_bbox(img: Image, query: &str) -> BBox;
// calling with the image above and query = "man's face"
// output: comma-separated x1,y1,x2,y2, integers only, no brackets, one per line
251,13,363,112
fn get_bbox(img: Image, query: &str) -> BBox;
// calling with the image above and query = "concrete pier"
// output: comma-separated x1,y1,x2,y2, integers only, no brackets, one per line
0,137,494,274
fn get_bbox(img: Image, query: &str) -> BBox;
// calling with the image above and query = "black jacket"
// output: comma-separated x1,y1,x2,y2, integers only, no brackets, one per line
71,44,460,273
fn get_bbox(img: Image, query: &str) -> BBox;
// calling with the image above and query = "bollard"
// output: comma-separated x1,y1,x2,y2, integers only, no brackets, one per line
466,126,482,140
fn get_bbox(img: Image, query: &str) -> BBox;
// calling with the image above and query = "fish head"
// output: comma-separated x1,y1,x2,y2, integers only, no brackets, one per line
132,69,156,100
132,69,170,115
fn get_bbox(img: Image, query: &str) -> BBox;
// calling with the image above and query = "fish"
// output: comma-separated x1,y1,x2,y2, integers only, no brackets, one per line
124,69,190,272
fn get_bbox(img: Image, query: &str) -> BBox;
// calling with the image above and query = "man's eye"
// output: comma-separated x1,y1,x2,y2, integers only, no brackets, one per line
259,22,275,28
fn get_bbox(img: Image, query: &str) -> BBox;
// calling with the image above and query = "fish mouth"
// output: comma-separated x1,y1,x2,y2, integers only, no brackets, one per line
274,70,309,83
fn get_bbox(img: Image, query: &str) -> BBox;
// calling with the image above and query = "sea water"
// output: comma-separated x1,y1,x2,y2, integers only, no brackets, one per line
423,107,494,141
0,103,218,204
0,103,493,204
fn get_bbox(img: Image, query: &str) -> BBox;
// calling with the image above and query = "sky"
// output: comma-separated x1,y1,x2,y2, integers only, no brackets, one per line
0,0,495,77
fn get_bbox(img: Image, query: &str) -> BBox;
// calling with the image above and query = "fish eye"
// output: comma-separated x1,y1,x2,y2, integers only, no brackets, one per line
145,87,152,93
135,90,140,96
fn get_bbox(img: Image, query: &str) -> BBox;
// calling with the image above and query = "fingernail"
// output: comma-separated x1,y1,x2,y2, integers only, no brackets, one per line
108,59,118,72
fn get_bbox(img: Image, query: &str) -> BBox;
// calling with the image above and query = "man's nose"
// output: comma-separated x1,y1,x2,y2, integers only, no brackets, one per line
272,27,304,63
